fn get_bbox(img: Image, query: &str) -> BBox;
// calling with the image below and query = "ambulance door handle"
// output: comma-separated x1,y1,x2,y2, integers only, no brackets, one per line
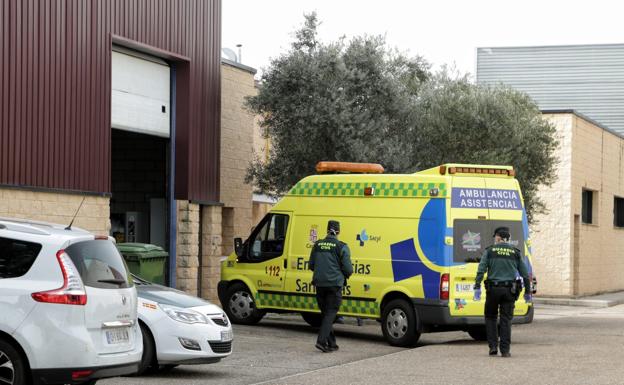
283,259,287,269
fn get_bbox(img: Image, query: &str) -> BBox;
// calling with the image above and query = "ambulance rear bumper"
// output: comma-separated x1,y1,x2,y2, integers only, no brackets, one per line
412,299,534,328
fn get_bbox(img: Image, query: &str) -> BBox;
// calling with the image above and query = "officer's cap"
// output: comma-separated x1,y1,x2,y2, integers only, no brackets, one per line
493,226,511,238
327,220,340,233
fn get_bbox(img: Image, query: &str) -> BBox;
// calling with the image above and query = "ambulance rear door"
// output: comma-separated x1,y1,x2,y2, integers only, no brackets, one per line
483,178,530,316
448,177,489,317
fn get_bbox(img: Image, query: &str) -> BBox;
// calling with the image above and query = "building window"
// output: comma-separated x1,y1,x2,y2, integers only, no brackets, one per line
615,197,624,228
582,190,593,224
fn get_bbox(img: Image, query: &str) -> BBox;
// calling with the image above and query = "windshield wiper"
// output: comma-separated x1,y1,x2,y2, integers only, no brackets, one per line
97,278,126,285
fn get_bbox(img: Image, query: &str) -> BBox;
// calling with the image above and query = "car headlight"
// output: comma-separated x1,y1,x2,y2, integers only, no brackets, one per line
159,304,208,324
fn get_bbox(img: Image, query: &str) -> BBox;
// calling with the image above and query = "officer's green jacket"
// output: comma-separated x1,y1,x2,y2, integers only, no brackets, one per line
475,242,530,289
308,234,353,287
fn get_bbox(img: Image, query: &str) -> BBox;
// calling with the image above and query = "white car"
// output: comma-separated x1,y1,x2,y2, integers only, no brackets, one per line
133,276,233,374
0,217,142,385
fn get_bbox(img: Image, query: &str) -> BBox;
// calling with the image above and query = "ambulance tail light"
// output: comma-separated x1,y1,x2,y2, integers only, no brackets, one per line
439,273,450,300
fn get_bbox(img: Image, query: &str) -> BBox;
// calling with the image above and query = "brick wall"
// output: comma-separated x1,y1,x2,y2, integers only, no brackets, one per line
0,188,110,235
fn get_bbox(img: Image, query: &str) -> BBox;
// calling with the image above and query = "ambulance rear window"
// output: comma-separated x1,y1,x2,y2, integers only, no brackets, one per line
453,220,524,263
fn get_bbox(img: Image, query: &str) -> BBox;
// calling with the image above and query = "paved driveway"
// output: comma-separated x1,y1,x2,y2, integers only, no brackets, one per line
102,305,624,385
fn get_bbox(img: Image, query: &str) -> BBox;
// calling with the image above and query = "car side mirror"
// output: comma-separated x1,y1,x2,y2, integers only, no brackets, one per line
234,237,243,258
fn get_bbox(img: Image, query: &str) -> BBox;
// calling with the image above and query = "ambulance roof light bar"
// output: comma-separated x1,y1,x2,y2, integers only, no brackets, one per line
316,161,385,174
440,165,516,177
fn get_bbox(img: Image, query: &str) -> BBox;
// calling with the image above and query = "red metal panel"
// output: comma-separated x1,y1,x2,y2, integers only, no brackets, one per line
0,0,221,201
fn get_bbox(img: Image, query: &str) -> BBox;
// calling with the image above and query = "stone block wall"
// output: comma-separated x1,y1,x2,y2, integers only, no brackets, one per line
534,112,624,296
220,62,255,255
570,115,624,295
531,114,574,296
0,188,110,235
176,201,200,295
200,205,223,303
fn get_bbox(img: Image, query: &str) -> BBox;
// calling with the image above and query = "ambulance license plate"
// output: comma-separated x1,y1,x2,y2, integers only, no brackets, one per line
221,330,233,342
455,283,474,292
106,328,130,345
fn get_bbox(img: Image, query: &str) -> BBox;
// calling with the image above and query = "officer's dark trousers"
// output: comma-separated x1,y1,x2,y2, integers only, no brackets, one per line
315,286,342,347
484,286,515,353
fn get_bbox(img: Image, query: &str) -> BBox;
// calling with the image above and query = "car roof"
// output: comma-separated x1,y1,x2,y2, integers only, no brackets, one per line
0,216,93,241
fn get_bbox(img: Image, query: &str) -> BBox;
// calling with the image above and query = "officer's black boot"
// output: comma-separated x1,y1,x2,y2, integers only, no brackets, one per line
485,317,498,355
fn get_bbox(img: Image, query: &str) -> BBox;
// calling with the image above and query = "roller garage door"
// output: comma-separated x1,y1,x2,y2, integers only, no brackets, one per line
111,48,170,137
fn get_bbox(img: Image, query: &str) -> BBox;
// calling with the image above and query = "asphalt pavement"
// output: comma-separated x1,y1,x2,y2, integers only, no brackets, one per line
102,303,624,385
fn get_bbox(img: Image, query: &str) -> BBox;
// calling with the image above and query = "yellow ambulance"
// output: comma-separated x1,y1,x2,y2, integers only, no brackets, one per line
218,162,536,346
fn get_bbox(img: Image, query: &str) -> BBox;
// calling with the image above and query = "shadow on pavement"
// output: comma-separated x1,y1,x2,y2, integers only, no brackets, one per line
254,319,389,344
137,367,233,381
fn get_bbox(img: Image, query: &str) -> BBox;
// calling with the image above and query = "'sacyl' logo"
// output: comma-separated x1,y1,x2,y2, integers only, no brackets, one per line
356,229,381,246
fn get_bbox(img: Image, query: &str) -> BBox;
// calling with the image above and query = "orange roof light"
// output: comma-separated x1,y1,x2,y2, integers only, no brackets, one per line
315,161,385,174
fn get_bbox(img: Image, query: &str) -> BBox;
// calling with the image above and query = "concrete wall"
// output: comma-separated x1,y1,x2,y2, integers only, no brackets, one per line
533,112,624,296
0,188,110,235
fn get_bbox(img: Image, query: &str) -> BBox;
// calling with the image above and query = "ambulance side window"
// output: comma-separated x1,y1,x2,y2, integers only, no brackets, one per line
244,214,289,263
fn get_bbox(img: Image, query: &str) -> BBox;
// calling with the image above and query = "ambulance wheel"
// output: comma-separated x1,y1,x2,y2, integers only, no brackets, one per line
301,312,323,327
225,282,265,325
381,299,420,347
467,326,488,341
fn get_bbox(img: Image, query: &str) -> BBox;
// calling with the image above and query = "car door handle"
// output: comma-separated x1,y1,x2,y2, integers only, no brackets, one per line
283,259,288,269
102,320,135,328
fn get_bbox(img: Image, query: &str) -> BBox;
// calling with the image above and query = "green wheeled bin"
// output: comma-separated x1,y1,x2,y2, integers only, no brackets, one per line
117,243,168,285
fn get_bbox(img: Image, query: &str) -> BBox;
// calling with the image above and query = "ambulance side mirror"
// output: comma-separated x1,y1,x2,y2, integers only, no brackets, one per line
234,237,244,258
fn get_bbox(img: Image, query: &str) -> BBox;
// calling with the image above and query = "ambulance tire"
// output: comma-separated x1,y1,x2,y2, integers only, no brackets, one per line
381,299,420,347
224,282,265,325
467,326,488,341
300,312,323,328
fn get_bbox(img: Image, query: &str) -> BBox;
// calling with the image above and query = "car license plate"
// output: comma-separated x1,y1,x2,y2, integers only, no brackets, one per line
455,283,474,292
221,330,233,342
106,328,129,345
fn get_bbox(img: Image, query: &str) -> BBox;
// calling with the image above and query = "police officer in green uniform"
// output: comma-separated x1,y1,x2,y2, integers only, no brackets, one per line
308,220,353,352
473,226,531,357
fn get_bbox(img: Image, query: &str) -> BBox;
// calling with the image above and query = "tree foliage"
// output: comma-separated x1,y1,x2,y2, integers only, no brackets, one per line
246,13,558,222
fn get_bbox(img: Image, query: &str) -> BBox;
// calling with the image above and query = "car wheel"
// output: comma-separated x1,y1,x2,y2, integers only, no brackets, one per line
300,312,323,327
381,299,420,347
224,282,265,325
136,323,157,375
467,326,488,341
0,339,27,385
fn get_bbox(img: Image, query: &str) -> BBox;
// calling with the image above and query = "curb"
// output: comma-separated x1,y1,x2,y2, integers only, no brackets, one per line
533,297,624,308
